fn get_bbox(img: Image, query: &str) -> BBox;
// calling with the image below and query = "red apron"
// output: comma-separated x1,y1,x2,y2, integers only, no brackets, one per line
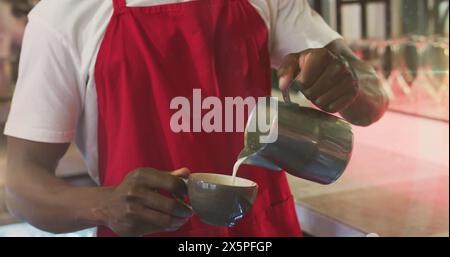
94,0,302,237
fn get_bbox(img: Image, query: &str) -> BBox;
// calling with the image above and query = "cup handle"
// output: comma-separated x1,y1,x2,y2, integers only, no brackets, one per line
282,87,292,104
175,178,193,211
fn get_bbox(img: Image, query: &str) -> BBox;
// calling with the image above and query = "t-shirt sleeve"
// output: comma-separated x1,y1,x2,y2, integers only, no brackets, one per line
270,0,343,67
4,15,83,143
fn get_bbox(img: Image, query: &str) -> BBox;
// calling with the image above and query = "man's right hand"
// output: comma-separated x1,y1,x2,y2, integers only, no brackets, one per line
99,167,193,237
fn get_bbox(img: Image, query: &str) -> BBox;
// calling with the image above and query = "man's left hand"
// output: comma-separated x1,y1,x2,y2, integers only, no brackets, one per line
278,48,359,113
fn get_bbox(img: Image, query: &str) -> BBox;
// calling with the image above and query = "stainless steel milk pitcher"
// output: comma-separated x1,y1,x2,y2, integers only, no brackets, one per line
239,95,354,185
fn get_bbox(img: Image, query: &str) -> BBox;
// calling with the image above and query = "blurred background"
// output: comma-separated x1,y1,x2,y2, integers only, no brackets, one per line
0,0,448,237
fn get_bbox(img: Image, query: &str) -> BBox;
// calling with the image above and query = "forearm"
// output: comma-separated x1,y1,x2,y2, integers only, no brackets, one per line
5,162,111,234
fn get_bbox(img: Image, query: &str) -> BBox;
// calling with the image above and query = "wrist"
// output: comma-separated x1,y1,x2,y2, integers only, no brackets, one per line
74,187,114,228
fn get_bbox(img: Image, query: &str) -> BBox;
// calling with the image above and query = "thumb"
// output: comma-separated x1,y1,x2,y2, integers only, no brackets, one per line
277,53,300,92
171,167,191,178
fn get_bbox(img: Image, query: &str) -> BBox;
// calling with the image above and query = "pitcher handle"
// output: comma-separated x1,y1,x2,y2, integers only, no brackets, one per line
281,74,304,104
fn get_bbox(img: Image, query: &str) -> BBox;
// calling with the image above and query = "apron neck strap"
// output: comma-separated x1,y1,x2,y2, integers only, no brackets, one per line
113,0,127,13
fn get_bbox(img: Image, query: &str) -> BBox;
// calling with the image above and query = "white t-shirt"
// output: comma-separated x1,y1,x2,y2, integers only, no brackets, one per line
4,0,341,184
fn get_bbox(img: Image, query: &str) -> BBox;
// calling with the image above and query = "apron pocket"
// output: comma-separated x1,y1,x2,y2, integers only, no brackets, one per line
261,195,303,237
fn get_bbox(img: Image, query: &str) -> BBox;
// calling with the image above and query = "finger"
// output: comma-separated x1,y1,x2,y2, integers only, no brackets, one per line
129,190,193,218
131,205,188,233
298,48,334,89
140,208,188,231
117,221,161,237
131,169,188,198
302,63,339,101
328,94,357,113
315,76,357,108
302,60,348,101
278,54,300,92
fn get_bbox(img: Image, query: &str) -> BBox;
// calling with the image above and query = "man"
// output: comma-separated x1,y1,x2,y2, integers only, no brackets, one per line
3,0,388,237
0,0,31,94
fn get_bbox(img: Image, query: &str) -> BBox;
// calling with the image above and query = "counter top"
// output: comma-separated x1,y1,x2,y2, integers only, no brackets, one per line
289,111,449,237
